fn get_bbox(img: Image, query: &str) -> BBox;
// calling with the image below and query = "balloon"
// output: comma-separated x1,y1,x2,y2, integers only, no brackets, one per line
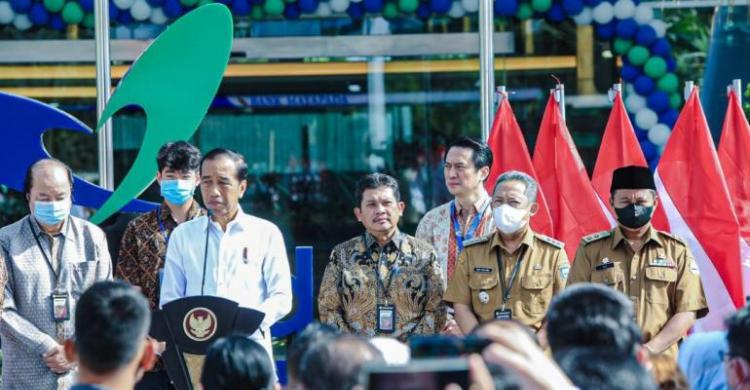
316,0,331,15
0,1,13,24
29,3,49,25
650,37,670,57
634,75,655,95
251,4,263,17
346,1,362,18
114,0,134,9
429,0,449,13
149,6,166,22
147,0,164,6
82,11,94,27
621,63,640,82
647,155,660,170
231,0,250,14
592,1,613,24
299,0,317,12
625,93,646,112
635,108,658,131
572,6,591,24
650,19,667,37
666,57,676,72
561,0,582,15
13,13,30,29
515,2,532,19
130,0,151,20
179,0,197,7
79,0,94,11
48,13,64,29
633,2,651,23
9,0,31,13
595,20,615,39
117,6,132,21
657,73,678,93
448,0,464,17
384,0,399,17
329,0,347,12
460,0,477,12
635,24,657,46
635,127,648,141
613,0,635,20
362,0,381,12
644,56,666,78
613,38,632,55
263,0,284,15
647,123,671,145
546,3,565,22
531,0,551,12
583,0,600,5
163,0,182,16
283,2,299,17
495,0,516,16
415,1,429,17
640,139,658,160
615,18,637,39
669,93,681,110
627,45,649,66
62,2,84,24
647,91,669,113
659,108,679,126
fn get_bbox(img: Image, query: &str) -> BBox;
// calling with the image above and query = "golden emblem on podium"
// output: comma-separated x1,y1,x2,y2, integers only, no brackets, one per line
183,308,218,342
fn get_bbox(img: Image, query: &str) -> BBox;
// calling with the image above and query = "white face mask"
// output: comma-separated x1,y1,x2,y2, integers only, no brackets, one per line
493,204,528,234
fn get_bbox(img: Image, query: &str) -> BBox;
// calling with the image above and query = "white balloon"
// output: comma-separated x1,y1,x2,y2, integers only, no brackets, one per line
634,3,652,24
635,108,659,130
350,0,362,4
625,83,635,96
130,0,151,21
329,0,348,13
150,7,166,24
573,7,591,25
113,0,135,10
625,93,646,112
647,124,671,146
461,0,478,13
448,1,464,18
613,0,635,20
316,1,332,15
13,13,29,30
650,20,667,37
0,1,14,24
592,2,614,24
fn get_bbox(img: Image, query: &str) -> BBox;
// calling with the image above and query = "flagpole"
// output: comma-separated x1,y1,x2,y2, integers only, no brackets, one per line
496,85,506,108
732,79,742,107
608,83,622,103
554,83,566,121
478,0,494,142
684,81,695,101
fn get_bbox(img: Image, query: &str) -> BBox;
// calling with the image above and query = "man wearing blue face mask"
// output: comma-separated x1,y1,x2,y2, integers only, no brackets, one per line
0,158,112,390
116,141,204,390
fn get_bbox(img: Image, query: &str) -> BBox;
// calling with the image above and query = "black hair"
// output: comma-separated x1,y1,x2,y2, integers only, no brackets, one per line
556,347,657,390
546,283,642,359
444,137,494,175
298,334,383,390
199,148,249,182
287,322,340,383
156,141,201,173
726,305,750,361
23,158,74,196
200,335,274,390
355,173,401,207
74,281,150,375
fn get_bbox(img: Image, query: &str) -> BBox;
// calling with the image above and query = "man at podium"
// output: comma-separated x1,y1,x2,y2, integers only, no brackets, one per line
160,148,292,369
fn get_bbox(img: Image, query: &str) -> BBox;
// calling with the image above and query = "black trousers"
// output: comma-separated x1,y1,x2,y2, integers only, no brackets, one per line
136,370,174,390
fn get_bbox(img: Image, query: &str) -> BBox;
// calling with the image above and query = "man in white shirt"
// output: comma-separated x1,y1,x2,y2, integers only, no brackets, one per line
160,148,292,368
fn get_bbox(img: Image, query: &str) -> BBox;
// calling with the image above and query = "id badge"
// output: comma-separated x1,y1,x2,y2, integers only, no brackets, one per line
494,309,512,320
51,293,70,322
377,304,396,333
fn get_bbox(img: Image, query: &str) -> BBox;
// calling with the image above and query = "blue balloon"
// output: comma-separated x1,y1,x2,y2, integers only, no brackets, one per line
641,140,658,160
347,1,364,19
666,57,676,72
284,3,300,18
547,4,565,22
561,0,582,15
163,0,183,17
363,0,383,13
621,63,641,82
118,8,133,23
79,0,95,12
634,75,656,95
650,38,671,57
298,0,317,13
29,3,49,25
648,155,660,171
430,0,450,13
416,1,430,18
659,109,679,127
583,0,600,6
495,0,517,16
48,14,65,30
635,25,657,46
595,21,616,40
10,0,31,12
231,0,250,15
647,91,670,113
635,127,649,141
109,4,119,19
615,18,638,39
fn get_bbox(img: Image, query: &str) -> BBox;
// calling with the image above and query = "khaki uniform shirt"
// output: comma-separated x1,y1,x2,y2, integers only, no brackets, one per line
568,227,708,358
444,228,570,331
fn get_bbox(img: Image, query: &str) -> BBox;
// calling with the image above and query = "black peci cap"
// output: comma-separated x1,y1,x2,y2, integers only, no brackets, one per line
610,165,656,192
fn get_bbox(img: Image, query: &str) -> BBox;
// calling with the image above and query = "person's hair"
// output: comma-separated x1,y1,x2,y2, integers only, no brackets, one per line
556,347,657,390
74,281,151,375
199,148,249,182
156,141,201,173
726,305,750,361
23,158,74,195
492,170,540,203
200,335,274,390
355,173,401,207
485,362,522,390
650,354,689,390
443,137,493,174
287,322,340,383
546,283,642,358
298,334,383,390
471,319,539,346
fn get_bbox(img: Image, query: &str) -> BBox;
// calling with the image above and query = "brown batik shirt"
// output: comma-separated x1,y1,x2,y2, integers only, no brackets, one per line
318,231,447,342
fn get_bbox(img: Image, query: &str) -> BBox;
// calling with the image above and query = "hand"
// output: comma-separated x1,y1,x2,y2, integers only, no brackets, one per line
146,336,167,355
43,345,73,374
441,319,463,336
444,354,494,390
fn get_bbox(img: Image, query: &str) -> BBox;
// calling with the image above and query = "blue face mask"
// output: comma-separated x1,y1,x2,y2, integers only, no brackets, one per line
160,179,196,206
34,200,71,226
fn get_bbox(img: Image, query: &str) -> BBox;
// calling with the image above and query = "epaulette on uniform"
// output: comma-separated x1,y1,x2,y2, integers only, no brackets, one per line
463,235,491,248
657,230,686,245
582,230,612,245
536,234,564,249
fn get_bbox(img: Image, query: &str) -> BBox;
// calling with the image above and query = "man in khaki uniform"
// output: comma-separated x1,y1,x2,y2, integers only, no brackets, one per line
568,166,708,359
445,171,569,333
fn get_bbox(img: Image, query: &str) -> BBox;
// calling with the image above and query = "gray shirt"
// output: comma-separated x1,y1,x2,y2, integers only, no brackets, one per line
0,215,112,390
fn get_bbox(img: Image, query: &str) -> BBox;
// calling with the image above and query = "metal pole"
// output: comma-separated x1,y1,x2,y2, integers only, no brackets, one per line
733,79,743,107
496,85,506,106
684,81,695,101
608,83,622,103
478,0,494,142
554,83,566,121
95,0,114,190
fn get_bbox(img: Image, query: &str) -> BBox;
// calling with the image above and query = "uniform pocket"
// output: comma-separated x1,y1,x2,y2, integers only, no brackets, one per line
644,267,677,304
69,261,99,297
520,273,552,315
591,267,623,287
468,273,499,317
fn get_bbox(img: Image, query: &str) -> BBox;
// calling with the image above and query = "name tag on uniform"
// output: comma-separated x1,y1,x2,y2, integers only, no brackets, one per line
473,267,493,274
377,304,396,333
51,292,70,322
595,262,615,271
649,258,676,268
494,309,512,320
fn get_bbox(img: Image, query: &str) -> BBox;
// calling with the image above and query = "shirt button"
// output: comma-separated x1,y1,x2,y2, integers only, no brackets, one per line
631,275,637,280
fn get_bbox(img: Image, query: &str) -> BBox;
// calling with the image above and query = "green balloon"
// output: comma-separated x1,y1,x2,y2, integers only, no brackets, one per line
82,12,94,28
658,73,679,94
198,0,213,5
531,0,551,12
383,2,398,17
644,57,667,78
44,0,64,12
263,0,284,15
627,45,649,66
398,0,417,13
669,92,681,109
62,2,83,24
251,4,264,18
613,38,632,56
516,3,532,19
181,0,199,8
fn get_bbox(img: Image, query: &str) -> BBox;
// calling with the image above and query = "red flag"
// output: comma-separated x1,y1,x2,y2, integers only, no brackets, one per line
485,94,554,237
532,92,611,260
655,88,745,330
719,90,750,244
591,91,670,231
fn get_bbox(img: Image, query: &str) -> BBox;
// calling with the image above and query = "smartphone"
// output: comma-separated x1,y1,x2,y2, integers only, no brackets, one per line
364,357,470,390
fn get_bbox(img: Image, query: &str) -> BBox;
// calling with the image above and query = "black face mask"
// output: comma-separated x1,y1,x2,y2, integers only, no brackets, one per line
615,204,654,229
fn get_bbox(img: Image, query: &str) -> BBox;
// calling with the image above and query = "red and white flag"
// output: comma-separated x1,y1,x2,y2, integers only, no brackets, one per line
591,90,670,231
655,88,745,330
485,93,554,237
533,92,611,260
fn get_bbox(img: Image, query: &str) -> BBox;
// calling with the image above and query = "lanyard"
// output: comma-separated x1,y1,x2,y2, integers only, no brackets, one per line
366,234,402,304
451,200,489,252
156,206,172,246
495,245,527,307
28,217,70,282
